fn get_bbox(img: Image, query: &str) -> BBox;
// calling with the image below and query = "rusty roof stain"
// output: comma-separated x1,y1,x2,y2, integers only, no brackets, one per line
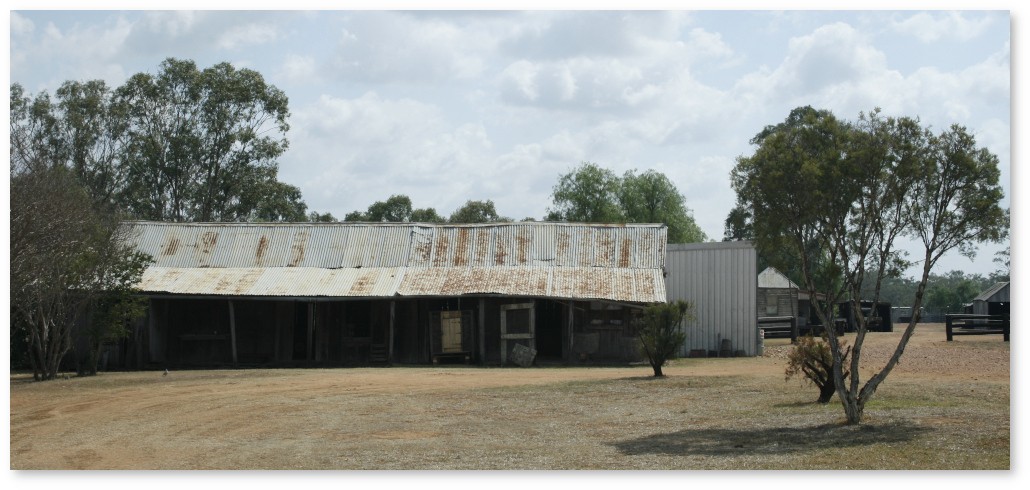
123,221,667,302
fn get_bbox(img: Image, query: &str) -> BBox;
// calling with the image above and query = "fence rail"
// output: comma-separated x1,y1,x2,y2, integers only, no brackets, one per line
758,316,798,344
945,314,1010,342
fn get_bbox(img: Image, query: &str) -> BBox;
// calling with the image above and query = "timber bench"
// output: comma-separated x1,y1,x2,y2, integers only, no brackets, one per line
945,314,1010,342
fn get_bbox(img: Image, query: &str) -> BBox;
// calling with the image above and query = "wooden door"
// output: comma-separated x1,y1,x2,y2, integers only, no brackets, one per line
500,302,535,365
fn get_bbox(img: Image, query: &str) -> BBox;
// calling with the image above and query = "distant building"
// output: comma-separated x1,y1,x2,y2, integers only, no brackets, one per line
756,266,823,330
970,282,1010,316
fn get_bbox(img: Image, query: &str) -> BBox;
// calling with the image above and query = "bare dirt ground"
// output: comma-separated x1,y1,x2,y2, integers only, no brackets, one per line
9,323,1010,470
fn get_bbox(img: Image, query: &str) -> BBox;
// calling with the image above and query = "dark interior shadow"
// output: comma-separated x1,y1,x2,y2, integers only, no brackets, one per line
612,422,929,456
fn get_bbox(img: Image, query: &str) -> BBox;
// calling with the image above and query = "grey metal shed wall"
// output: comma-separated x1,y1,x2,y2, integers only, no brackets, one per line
665,242,757,356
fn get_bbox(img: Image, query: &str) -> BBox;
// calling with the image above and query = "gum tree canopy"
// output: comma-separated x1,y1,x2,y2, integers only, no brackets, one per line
547,162,707,243
729,106,1006,424
10,57,306,223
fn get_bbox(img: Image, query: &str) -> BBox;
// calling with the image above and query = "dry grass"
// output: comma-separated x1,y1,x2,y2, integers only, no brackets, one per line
9,323,1009,470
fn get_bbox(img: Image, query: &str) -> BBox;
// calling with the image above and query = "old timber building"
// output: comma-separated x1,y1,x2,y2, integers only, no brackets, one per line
120,221,668,368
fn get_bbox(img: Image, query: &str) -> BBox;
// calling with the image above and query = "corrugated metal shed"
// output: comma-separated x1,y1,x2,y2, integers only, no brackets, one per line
971,281,1010,315
123,221,667,303
666,241,757,356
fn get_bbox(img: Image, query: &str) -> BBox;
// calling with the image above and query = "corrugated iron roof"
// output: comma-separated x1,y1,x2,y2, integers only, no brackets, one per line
123,221,667,303
124,221,666,269
973,281,1009,302
138,266,406,297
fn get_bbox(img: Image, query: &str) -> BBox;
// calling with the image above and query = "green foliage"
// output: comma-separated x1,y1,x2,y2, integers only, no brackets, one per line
10,165,152,381
620,169,706,243
860,269,1005,313
250,180,308,222
344,194,444,223
547,162,706,243
632,301,693,377
785,335,851,403
923,271,998,312
79,251,152,376
307,211,338,223
11,57,300,223
730,106,852,304
449,199,509,223
992,244,1010,282
410,207,446,223
546,162,624,222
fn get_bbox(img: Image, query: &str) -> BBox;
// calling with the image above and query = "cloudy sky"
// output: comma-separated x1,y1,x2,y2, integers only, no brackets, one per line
7,5,1017,279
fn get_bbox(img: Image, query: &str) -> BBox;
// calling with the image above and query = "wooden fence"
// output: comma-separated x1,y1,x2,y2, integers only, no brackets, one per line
758,316,799,343
945,314,1010,342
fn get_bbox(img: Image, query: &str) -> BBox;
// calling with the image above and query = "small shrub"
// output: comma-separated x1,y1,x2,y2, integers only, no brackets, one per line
785,335,851,403
633,301,693,377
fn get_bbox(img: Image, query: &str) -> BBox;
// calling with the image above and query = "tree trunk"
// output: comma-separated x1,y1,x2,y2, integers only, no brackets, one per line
817,382,836,404
843,397,864,424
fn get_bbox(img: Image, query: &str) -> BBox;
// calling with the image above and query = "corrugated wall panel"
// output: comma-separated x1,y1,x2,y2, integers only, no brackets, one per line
666,242,756,357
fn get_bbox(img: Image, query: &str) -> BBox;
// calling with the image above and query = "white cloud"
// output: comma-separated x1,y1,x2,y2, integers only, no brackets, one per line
327,12,492,84
498,57,666,113
658,154,737,238
494,14,736,117
499,11,690,61
778,22,887,93
499,60,540,102
282,92,497,217
279,54,319,84
217,23,280,50
9,12,36,68
140,11,200,38
892,12,995,43
685,27,734,62
10,11,34,37
10,15,134,90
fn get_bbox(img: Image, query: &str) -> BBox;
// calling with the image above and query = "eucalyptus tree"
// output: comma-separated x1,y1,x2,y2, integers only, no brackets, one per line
547,162,706,243
344,194,445,223
55,80,128,207
546,162,624,223
10,84,61,174
730,106,1006,424
114,58,294,222
620,169,707,243
449,199,508,223
11,58,308,222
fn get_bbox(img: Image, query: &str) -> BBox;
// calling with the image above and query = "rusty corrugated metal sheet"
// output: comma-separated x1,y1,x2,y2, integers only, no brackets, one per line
137,265,666,302
123,221,667,302
398,266,665,302
138,266,406,297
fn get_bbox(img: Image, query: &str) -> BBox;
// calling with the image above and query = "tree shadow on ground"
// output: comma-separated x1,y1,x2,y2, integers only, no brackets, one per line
612,421,928,457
